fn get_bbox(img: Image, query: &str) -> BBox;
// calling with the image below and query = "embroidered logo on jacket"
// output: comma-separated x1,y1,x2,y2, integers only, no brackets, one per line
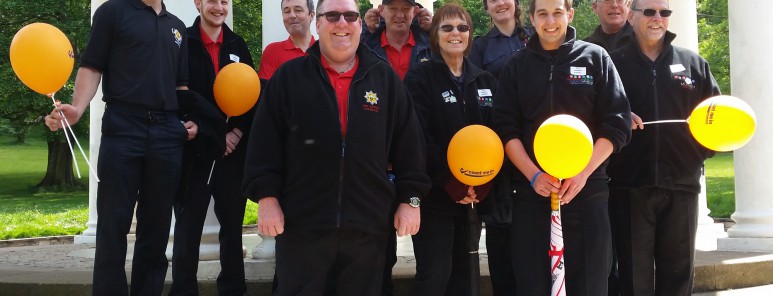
673,75,696,90
363,91,380,112
442,90,457,103
172,28,182,48
477,89,493,107
568,74,594,85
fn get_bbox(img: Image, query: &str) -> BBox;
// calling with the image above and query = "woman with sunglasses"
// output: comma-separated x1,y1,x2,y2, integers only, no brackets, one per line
403,4,498,296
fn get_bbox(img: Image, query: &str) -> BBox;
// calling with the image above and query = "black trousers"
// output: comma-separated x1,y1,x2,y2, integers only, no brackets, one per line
511,180,612,296
275,229,387,296
92,105,187,296
610,188,698,296
486,224,517,296
169,149,248,295
411,208,482,296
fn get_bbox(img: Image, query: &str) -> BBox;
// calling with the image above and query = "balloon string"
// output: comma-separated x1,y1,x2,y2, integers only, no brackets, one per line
50,93,101,182
642,119,688,125
51,93,81,179
207,117,230,185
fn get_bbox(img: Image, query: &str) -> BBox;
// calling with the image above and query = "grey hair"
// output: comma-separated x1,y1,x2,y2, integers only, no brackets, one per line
282,0,316,13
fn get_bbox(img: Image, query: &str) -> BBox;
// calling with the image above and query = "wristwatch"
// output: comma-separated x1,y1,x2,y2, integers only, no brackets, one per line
406,196,421,208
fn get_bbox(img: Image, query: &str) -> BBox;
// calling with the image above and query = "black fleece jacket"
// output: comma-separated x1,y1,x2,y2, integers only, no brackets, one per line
608,31,720,194
242,42,431,235
405,54,498,215
492,27,632,184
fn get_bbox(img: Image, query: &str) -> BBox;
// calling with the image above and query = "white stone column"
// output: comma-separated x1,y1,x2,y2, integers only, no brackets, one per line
667,0,725,251
717,0,773,252
74,0,108,245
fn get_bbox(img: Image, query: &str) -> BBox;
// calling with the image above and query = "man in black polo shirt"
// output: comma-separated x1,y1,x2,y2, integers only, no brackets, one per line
44,0,194,295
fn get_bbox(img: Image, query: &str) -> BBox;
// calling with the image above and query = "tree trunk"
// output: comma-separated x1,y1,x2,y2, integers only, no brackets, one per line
37,135,85,191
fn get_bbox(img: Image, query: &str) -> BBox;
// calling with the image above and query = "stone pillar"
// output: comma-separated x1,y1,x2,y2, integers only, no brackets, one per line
717,0,773,252
667,0,725,251
74,0,108,245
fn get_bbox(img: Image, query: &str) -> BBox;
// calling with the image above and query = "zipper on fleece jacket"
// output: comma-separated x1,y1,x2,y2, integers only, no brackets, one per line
651,63,660,185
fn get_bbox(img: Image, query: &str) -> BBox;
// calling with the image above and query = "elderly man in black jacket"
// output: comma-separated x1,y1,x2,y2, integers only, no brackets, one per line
607,0,721,295
242,0,430,294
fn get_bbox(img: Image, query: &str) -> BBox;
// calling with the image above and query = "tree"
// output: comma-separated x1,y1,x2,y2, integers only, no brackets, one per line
0,0,90,190
697,0,729,94
233,0,263,66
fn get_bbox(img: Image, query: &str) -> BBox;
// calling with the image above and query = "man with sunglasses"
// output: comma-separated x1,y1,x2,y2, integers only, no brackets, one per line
242,0,430,294
585,0,634,52
361,0,431,80
607,0,720,295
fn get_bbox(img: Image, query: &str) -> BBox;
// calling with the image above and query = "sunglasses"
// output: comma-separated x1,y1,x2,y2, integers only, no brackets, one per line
439,24,471,33
631,8,673,17
317,11,360,23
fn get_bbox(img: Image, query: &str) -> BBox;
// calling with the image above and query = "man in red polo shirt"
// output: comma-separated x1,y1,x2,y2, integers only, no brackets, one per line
258,0,316,80
362,0,431,80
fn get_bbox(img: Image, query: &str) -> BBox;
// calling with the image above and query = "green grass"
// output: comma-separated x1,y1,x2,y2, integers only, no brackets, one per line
0,128,90,239
705,152,735,218
0,128,256,239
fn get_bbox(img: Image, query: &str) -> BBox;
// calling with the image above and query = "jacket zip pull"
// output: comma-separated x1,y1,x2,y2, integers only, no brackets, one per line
651,66,657,86
549,65,555,82
337,139,346,228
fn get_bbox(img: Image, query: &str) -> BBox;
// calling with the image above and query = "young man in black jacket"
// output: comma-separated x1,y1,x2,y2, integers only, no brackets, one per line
607,0,720,294
242,0,430,294
492,0,631,294
169,0,254,294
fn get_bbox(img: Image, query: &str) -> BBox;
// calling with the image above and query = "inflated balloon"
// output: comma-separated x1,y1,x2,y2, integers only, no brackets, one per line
447,125,505,186
10,23,74,95
688,95,756,152
534,115,593,179
213,62,261,117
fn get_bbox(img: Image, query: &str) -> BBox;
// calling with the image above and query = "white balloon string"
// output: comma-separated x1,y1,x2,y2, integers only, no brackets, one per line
50,93,81,179
207,117,230,185
50,93,101,182
642,119,688,125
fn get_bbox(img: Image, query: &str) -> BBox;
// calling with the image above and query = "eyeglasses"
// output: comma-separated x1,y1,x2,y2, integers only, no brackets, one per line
631,8,673,17
317,11,360,23
439,24,471,33
599,0,626,5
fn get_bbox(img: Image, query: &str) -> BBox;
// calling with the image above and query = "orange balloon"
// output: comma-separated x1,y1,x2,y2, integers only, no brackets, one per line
447,125,505,186
213,62,261,117
10,23,74,95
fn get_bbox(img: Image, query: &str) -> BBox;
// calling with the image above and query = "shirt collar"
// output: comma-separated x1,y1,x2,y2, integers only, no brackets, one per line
380,30,416,48
199,25,223,45
281,36,316,50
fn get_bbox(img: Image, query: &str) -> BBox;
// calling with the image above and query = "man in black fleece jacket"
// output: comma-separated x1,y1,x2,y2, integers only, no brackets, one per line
607,0,721,295
242,0,430,294
492,0,631,294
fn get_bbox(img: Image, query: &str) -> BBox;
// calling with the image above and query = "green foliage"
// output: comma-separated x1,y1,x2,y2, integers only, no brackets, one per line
0,0,90,142
233,0,263,66
244,201,258,225
571,0,597,40
697,0,729,94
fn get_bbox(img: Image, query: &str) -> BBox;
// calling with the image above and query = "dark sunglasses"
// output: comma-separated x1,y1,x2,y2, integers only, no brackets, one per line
317,11,360,23
439,24,470,33
632,8,673,17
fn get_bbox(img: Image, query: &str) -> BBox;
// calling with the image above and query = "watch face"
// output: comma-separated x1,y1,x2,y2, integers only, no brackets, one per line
409,197,420,208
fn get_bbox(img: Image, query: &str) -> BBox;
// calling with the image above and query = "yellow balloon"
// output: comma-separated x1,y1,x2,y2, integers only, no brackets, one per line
447,125,505,186
213,62,261,117
534,115,593,179
10,23,74,95
688,95,756,152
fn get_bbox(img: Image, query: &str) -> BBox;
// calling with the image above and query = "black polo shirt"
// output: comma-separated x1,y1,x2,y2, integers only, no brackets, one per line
81,0,188,111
